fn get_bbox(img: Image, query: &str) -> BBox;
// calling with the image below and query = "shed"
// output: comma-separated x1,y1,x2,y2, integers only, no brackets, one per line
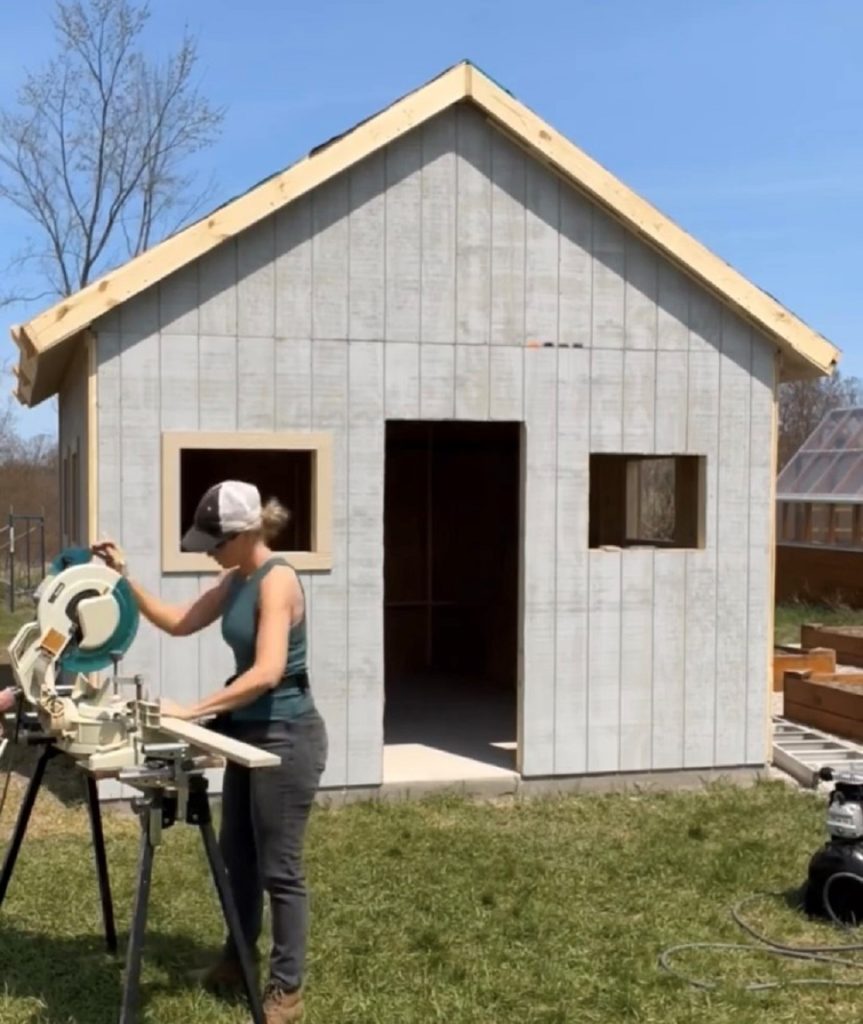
776,407,863,606
9,61,840,793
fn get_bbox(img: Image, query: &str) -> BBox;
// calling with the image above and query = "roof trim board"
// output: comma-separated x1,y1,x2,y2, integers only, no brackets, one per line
10,60,840,405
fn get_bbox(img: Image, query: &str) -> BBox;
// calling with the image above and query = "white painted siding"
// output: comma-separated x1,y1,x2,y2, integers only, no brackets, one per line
91,105,777,789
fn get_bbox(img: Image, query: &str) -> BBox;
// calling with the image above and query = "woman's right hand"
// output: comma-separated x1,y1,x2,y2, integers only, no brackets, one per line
91,539,129,576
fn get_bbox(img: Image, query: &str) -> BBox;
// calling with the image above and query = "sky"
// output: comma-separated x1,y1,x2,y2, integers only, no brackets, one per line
1,0,862,439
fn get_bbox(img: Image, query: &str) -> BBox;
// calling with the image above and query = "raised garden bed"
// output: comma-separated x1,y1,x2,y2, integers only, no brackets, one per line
801,623,863,668
784,669,863,744
772,646,836,691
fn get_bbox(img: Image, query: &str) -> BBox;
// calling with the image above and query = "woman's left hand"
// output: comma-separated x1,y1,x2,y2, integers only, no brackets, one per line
160,697,194,720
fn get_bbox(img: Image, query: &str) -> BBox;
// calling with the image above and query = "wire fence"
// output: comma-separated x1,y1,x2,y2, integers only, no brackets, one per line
0,512,47,612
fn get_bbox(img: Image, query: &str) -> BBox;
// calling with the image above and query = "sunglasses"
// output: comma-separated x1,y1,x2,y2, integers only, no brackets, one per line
212,533,239,552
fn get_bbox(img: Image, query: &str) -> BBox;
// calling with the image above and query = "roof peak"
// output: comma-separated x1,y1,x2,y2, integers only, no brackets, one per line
10,60,839,405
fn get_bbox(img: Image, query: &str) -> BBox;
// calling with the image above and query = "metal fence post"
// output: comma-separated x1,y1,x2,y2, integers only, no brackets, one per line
25,516,32,593
8,510,15,614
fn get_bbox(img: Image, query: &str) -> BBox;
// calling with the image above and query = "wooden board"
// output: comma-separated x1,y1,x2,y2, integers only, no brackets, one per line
159,717,281,768
783,673,863,745
772,648,836,691
801,624,863,667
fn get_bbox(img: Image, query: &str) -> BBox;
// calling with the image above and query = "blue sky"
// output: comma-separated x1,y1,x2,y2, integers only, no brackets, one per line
2,0,862,438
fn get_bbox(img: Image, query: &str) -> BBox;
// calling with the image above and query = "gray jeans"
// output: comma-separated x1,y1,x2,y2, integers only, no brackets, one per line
218,708,328,991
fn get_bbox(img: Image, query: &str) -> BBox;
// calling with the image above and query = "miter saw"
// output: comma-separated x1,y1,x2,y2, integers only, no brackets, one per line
4,546,155,772
1,548,275,1024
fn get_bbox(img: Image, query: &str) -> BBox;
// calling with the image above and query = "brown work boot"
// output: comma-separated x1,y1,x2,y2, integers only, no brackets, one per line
188,954,259,996
261,980,304,1022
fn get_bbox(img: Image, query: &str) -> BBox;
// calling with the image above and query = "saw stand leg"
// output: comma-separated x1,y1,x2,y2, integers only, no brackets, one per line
119,774,265,1024
0,745,117,955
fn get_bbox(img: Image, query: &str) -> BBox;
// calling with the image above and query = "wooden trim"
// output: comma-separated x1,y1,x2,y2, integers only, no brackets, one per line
11,62,838,400
465,67,838,381
86,331,98,545
766,352,779,757
160,431,334,574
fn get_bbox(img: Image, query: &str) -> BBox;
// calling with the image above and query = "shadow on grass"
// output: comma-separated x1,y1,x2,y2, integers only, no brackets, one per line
0,925,236,1024
3,741,93,810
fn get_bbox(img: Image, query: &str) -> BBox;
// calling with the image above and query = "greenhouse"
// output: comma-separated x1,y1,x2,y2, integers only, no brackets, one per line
777,407,863,548
776,407,863,606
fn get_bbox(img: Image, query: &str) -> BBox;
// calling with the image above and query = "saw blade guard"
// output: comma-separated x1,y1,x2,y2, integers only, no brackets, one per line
35,549,140,674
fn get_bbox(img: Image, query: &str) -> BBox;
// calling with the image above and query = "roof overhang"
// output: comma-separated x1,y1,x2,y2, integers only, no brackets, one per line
10,60,840,406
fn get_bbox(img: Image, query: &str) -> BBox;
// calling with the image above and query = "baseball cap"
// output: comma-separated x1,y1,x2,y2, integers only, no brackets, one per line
181,480,263,553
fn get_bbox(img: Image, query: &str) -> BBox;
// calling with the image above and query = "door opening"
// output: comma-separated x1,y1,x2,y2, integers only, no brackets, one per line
383,420,522,775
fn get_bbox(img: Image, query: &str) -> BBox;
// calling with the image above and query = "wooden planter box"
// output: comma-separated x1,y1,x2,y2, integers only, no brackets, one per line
784,670,863,744
801,624,863,668
772,646,836,692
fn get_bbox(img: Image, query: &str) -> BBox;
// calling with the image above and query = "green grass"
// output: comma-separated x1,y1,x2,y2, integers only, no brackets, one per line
774,601,863,646
0,601,34,673
1,779,862,1023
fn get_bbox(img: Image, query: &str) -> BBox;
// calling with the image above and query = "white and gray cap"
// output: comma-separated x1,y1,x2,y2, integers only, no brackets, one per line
181,480,262,553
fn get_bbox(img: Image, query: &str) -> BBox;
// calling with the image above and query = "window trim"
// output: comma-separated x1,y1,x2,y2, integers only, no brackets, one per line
161,431,333,574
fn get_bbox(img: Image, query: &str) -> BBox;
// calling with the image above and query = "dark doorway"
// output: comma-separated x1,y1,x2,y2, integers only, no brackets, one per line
383,420,522,771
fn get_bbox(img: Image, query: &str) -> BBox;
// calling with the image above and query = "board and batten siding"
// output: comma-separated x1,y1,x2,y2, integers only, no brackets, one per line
91,101,777,789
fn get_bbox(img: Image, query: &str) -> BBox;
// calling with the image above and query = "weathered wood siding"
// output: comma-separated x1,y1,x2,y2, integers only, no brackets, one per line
92,102,777,788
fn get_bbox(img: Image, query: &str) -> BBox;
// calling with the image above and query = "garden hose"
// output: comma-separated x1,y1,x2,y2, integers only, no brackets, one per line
659,883,863,991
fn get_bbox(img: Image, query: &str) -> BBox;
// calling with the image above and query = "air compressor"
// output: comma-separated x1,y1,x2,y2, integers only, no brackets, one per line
803,766,863,926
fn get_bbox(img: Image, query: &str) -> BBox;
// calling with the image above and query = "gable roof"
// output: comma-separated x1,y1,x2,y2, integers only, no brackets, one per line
10,60,840,406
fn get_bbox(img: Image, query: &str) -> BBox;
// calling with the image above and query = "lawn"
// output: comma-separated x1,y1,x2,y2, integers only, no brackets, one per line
774,601,863,646
1,774,862,1023
0,600,34,659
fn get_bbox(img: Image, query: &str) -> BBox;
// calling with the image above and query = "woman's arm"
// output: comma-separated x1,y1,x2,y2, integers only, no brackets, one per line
92,540,232,637
168,566,300,720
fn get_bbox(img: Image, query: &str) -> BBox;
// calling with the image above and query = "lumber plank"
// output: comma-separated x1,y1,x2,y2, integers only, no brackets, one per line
772,648,836,691
801,624,863,665
159,717,280,769
783,701,863,746
783,674,863,721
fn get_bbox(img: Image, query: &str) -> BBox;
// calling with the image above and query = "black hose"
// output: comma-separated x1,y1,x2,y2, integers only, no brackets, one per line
659,882,863,991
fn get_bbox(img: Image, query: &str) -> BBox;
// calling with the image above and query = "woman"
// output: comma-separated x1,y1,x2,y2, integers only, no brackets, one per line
93,479,327,1024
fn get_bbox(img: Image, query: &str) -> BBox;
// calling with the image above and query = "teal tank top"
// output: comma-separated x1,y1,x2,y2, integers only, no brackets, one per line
220,557,314,721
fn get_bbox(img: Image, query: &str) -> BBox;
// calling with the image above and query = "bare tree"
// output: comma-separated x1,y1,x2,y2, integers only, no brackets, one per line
778,370,863,470
0,0,224,306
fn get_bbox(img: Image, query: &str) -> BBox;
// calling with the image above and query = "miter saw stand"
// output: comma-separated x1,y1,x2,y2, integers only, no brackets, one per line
0,553,273,1024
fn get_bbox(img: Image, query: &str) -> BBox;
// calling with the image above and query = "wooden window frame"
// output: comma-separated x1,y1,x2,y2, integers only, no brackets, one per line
161,431,333,574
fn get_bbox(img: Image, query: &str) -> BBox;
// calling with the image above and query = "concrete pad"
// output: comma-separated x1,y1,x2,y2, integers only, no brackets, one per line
382,743,518,785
